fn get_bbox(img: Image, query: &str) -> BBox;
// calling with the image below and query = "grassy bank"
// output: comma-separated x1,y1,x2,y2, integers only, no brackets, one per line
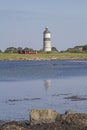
0,52,87,60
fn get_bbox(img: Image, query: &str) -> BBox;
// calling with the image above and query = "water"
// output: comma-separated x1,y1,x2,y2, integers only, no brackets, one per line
0,60,87,121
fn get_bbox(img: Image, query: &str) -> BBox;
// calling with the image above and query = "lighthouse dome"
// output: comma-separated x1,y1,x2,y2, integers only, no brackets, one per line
44,27,50,33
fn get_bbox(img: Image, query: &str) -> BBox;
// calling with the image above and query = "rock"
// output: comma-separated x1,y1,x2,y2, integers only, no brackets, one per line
1,110,87,130
0,121,29,130
30,109,58,125
62,113,87,127
65,110,78,115
0,120,5,125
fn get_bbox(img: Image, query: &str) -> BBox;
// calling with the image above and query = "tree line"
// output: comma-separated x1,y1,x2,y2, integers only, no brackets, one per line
66,44,87,53
1,44,87,53
0,46,58,53
0,47,36,53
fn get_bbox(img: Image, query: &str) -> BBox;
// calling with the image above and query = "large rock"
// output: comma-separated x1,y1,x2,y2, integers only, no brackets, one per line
62,113,87,127
1,110,87,130
0,121,29,130
65,110,78,115
30,109,58,125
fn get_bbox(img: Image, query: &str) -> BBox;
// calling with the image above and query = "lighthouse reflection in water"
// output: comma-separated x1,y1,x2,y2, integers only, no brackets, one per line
44,80,51,90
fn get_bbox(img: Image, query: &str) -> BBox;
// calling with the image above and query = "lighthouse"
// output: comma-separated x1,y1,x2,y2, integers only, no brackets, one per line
43,27,51,52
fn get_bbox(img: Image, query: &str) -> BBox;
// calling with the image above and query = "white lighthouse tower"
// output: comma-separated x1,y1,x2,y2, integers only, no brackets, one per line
43,27,51,52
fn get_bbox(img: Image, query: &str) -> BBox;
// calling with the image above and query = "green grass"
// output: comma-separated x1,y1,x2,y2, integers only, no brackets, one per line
0,52,87,60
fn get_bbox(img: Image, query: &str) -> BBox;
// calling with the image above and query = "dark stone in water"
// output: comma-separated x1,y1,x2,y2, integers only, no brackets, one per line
64,95,87,101
52,93,70,97
6,97,41,104
0,120,5,125
5,98,41,106
8,99,23,102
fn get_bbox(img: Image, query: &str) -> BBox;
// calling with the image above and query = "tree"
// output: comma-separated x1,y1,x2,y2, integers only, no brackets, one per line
4,47,18,53
51,47,58,52
82,45,87,51
0,50,2,53
24,47,34,52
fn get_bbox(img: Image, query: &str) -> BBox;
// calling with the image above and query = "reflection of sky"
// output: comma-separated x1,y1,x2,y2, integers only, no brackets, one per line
0,76,87,120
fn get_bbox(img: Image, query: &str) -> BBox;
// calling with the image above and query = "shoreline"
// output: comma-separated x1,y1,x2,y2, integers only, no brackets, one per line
0,57,87,61
0,52,87,61
0,58,87,61
0,110,87,130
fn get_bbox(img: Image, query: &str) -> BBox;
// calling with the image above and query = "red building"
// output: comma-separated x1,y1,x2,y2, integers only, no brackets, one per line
18,49,37,54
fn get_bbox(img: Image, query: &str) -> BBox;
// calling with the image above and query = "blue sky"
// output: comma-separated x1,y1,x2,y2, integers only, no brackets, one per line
0,0,87,51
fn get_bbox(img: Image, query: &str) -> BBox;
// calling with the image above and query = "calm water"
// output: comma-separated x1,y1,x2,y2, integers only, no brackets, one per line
0,60,87,121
